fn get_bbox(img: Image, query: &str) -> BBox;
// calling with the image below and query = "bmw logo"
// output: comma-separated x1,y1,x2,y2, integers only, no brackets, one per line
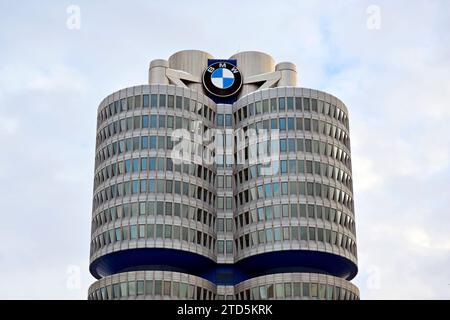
203,61,242,98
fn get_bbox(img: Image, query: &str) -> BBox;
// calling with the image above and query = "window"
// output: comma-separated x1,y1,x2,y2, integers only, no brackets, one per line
225,114,232,126
154,280,162,295
226,197,232,210
176,96,182,109
311,283,318,297
142,115,149,128
159,95,166,107
128,281,136,296
156,224,163,238
113,284,121,298
300,226,307,240
167,115,174,129
218,240,224,254
143,94,149,108
265,228,273,242
303,98,310,111
164,281,171,296
135,95,142,109
271,119,278,129
226,218,233,231
327,285,334,300
139,224,145,238
287,97,294,110
278,97,285,111
302,283,310,297
279,118,286,131
275,283,284,298
115,228,121,241
274,227,281,241
280,139,286,152
132,180,139,194
255,101,262,114
226,240,233,254
150,94,157,108
319,284,326,299
141,136,148,149
293,282,301,297
132,158,139,172
309,227,316,241
259,286,267,299
159,115,165,128
217,218,224,231
287,117,295,130
180,283,188,298
150,115,157,127
164,225,172,238
137,281,144,295
257,207,264,221
281,160,287,174
120,282,128,297
130,225,137,239
217,114,224,126
145,280,153,295
149,136,157,149
267,284,274,299
168,95,174,108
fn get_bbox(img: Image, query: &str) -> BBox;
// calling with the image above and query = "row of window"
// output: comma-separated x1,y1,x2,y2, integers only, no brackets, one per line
216,240,234,255
91,223,216,255
92,201,215,232
95,133,214,170
233,96,349,130
96,113,209,147
95,134,351,173
98,94,215,127
216,114,233,127
236,137,352,171
96,113,350,155
236,180,353,211
91,221,356,259
236,159,352,190
237,116,350,149
94,178,353,218
94,156,215,190
235,225,357,256
236,203,355,235
93,178,216,211
236,281,358,300
88,279,358,300
89,279,214,300
92,201,355,240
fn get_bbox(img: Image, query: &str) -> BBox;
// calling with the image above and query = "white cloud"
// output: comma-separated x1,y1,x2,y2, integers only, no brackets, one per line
0,116,19,136
0,64,87,95
28,65,87,93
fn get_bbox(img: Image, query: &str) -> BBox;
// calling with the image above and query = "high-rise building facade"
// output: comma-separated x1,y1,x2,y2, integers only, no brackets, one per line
88,50,359,300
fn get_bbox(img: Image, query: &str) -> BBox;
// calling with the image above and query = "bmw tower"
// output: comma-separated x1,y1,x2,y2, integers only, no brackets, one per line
88,50,359,300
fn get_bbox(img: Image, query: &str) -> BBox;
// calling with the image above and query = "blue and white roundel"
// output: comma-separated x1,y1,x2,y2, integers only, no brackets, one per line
211,68,235,89
203,61,242,100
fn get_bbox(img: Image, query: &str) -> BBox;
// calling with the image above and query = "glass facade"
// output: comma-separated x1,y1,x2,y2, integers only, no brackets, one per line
89,75,358,300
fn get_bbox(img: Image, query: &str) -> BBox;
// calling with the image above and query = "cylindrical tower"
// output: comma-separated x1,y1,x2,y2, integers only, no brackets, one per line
88,51,359,300
89,84,219,299
231,87,358,299
229,51,275,98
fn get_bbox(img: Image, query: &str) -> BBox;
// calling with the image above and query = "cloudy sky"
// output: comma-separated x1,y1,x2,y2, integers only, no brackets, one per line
0,0,449,299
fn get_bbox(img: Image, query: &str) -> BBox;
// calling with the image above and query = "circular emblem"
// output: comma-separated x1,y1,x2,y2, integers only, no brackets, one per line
203,61,242,98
